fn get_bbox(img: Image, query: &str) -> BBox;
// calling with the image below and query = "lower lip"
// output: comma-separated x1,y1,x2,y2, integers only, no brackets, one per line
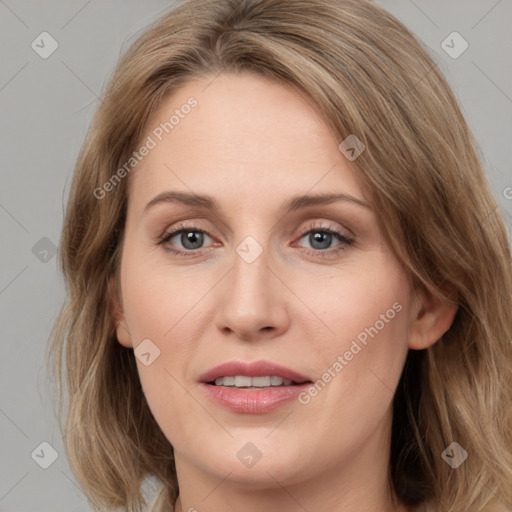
200,382,312,413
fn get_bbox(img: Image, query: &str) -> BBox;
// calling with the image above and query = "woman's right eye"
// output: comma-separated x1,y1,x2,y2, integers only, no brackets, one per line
157,227,215,255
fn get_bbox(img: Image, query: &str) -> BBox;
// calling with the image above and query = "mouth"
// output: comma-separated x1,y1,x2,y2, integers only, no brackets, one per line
199,360,312,387
199,360,313,413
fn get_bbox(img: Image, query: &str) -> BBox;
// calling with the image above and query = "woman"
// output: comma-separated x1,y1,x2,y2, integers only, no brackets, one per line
47,0,512,511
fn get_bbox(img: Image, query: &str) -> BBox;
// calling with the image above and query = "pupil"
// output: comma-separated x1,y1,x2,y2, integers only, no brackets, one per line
311,232,331,250
182,231,203,250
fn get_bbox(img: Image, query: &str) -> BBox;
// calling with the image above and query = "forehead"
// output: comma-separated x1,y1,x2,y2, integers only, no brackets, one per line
128,72,365,212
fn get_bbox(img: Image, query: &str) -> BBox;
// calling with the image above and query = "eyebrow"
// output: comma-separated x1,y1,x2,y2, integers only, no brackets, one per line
143,190,371,214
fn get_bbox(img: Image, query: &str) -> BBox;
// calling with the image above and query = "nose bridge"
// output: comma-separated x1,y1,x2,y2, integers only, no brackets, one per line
230,233,274,309
215,231,289,338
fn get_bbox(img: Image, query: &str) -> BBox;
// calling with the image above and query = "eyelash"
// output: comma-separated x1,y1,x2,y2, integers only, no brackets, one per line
156,221,355,258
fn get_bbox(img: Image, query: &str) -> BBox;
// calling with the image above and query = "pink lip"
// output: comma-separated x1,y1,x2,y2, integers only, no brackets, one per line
200,383,312,413
199,360,313,414
199,360,311,384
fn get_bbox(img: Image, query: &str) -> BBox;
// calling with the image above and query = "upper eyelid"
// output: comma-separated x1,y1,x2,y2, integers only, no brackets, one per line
296,220,352,237
163,220,348,235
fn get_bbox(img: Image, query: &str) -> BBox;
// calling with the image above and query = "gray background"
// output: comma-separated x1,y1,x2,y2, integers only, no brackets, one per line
0,1,511,511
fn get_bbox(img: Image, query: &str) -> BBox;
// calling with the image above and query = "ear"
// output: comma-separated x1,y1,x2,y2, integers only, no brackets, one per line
108,275,133,348
408,285,459,350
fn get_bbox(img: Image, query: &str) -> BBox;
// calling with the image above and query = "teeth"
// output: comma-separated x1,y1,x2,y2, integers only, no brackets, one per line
252,376,271,387
213,376,294,387
235,376,252,387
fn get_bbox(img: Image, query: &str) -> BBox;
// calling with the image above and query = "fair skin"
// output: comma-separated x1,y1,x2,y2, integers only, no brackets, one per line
111,71,457,512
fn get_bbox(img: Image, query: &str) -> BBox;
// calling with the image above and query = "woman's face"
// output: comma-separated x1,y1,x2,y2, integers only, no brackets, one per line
112,72,451,506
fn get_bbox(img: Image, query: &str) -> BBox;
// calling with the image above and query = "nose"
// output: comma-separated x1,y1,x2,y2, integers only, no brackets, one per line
214,239,290,342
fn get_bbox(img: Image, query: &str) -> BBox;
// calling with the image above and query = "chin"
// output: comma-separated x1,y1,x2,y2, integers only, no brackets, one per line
189,437,308,487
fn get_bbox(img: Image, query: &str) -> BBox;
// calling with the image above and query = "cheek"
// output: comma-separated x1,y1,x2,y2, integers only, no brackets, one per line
289,265,410,464
120,256,204,442
118,249,217,421
298,256,411,401
120,249,207,340
300,256,410,352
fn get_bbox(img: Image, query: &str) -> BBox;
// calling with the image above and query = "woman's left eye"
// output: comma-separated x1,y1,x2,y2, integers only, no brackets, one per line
295,226,354,256
156,223,354,257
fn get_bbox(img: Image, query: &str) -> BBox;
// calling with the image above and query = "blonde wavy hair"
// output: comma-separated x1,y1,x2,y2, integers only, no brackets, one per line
46,0,512,511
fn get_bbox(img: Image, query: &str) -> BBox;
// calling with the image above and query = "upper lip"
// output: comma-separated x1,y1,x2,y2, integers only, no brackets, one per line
199,360,312,384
